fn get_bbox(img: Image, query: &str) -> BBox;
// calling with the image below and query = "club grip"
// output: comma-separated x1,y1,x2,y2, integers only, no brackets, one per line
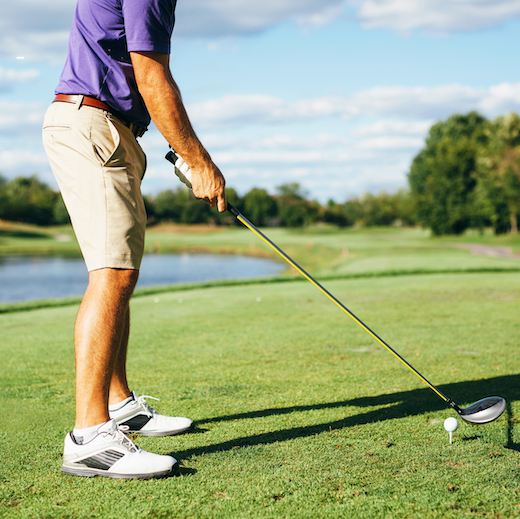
166,149,238,216
165,150,176,165
227,203,240,217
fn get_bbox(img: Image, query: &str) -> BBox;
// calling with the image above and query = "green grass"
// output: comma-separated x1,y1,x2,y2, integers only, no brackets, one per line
2,272,520,518
2,222,520,517
0,222,78,256
145,224,520,276
2,221,520,280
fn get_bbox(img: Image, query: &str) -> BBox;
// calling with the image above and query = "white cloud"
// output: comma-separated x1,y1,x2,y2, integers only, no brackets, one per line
0,67,39,91
354,136,424,150
213,149,349,166
187,94,354,129
3,0,520,65
347,84,483,118
254,134,351,150
202,149,409,201
3,31,71,65
141,80,520,200
480,82,520,113
142,123,423,201
0,101,46,134
5,79,520,201
175,0,347,37
0,1,74,63
352,0,520,34
0,149,48,170
187,82,520,130
0,0,347,62
351,119,433,137
297,4,346,28
206,133,421,167
351,82,520,118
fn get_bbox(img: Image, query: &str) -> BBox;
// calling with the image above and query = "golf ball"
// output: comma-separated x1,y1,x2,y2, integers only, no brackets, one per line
444,417,459,432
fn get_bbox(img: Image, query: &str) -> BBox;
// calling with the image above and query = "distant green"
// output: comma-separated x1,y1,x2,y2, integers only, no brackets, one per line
1,220,520,274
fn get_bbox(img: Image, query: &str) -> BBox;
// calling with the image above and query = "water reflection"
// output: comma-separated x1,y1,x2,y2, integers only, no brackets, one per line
0,254,284,303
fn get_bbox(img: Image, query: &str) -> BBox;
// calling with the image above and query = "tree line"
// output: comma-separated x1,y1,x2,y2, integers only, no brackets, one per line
0,174,417,229
1,110,520,234
144,182,418,228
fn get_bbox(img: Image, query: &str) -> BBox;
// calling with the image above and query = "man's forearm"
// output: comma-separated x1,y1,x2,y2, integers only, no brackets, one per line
130,51,226,212
130,51,208,170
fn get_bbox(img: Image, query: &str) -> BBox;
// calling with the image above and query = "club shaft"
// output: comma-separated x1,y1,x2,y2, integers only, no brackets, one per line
227,203,453,406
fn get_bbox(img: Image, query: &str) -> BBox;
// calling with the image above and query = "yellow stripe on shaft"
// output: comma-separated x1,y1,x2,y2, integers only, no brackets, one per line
237,214,448,403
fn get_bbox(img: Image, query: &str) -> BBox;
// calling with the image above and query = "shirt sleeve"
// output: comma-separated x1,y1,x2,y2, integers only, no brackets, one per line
123,0,176,54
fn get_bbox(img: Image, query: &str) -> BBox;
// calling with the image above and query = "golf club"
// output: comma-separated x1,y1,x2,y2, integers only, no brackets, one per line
165,150,506,425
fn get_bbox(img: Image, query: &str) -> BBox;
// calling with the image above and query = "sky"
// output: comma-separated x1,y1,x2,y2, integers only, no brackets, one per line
1,0,520,203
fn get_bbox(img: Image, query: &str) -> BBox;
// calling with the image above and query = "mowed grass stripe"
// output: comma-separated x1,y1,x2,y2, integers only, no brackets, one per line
1,272,520,518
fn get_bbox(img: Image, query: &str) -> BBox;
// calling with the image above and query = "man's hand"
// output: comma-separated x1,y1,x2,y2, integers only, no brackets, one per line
191,162,226,213
167,150,226,212
131,51,226,212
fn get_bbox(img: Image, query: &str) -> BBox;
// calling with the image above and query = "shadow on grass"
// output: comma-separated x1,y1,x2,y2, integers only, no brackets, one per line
173,373,520,461
506,400,520,452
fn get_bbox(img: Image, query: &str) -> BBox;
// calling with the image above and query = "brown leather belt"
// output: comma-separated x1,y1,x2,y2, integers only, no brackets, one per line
53,94,146,138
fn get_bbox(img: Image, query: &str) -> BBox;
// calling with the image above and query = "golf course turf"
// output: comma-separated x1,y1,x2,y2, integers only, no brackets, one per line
1,225,520,517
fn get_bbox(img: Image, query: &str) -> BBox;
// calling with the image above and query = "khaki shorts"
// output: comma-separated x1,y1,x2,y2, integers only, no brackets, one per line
42,99,147,271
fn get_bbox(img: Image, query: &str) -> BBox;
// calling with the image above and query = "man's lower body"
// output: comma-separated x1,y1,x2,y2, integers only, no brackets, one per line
42,97,192,479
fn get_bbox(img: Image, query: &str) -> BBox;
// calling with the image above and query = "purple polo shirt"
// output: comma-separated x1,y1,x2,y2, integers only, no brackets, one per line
56,0,177,129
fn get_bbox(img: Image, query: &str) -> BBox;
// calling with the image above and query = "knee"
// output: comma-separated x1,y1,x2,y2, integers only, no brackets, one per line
114,269,139,294
89,268,139,297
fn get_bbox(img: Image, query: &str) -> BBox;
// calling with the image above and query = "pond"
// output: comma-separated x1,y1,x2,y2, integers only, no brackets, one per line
0,254,285,303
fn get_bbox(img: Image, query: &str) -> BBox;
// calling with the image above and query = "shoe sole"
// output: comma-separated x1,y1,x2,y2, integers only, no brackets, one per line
128,423,194,437
61,462,178,479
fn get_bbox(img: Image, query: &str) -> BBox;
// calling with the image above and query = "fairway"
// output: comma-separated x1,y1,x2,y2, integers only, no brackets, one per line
1,271,520,518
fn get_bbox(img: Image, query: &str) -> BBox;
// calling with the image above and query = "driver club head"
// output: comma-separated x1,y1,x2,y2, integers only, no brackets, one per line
456,396,506,424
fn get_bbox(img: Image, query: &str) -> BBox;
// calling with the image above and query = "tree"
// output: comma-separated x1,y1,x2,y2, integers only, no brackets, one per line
360,192,399,226
153,187,190,222
276,183,318,227
392,189,417,226
0,174,8,220
181,193,213,224
0,176,57,225
322,199,352,227
478,113,520,234
408,112,488,235
53,194,71,225
341,198,364,226
242,188,277,226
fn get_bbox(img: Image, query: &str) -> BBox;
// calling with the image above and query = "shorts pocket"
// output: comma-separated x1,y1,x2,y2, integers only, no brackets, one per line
91,114,121,167
42,125,72,146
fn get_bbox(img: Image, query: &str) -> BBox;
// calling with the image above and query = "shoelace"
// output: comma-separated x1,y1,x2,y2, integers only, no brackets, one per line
135,394,160,417
103,424,140,453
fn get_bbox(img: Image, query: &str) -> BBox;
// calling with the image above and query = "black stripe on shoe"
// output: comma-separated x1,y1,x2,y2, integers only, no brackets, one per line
120,414,152,431
80,450,125,470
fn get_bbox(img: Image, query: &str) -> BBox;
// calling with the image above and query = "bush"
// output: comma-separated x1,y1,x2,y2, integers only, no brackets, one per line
0,176,57,225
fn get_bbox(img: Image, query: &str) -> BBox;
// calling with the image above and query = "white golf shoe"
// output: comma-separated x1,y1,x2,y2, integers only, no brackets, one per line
61,420,177,479
109,392,193,437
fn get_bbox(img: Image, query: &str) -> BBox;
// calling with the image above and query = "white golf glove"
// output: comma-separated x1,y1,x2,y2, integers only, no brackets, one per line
167,150,192,189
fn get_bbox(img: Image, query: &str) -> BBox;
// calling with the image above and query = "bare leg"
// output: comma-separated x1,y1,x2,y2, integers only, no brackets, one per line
74,268,139,429
109,305,132,406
